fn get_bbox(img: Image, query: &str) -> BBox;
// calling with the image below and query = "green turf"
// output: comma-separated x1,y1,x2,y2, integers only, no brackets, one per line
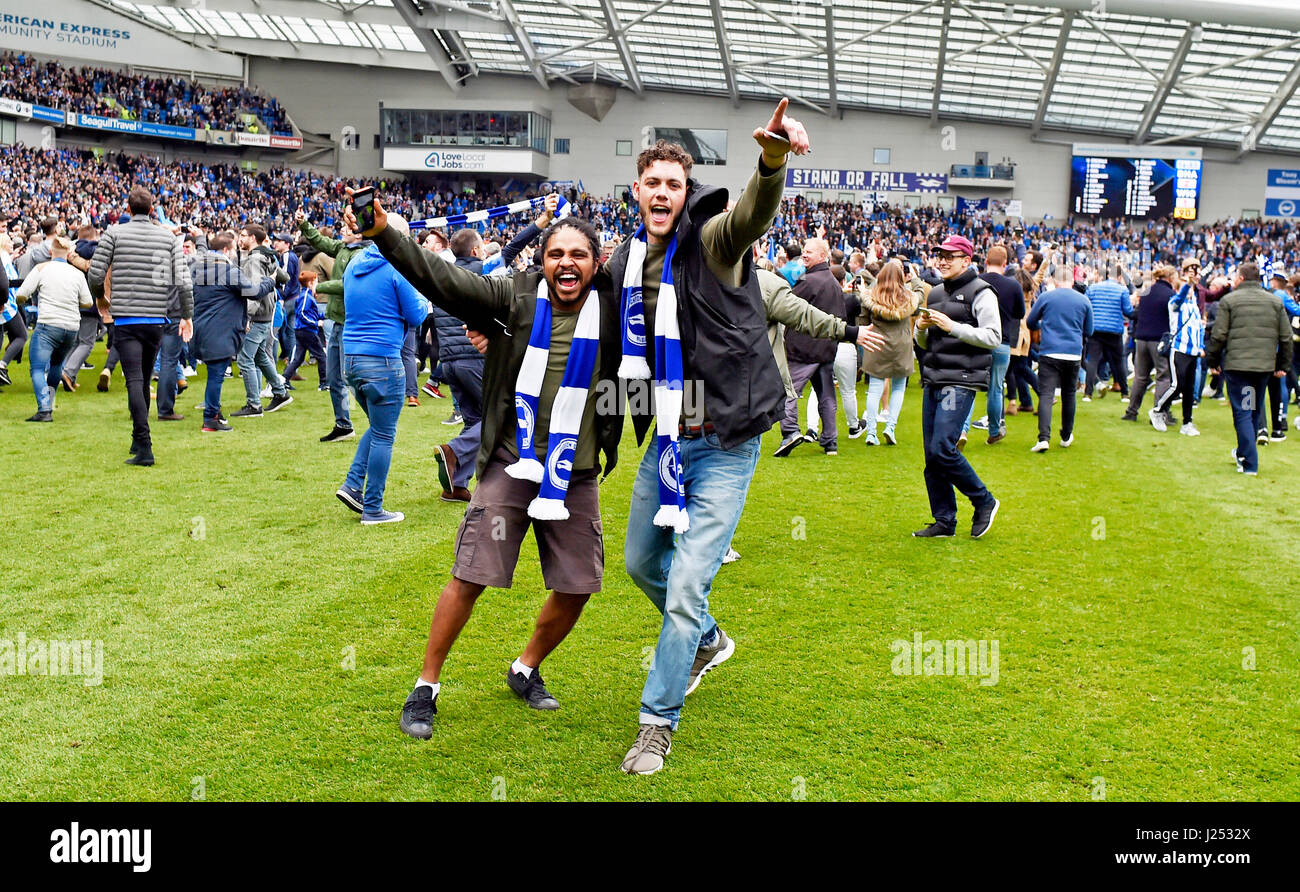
1,346,1298,801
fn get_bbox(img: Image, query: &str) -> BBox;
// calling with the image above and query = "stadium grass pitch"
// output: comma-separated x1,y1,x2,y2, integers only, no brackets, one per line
2,347,1298,801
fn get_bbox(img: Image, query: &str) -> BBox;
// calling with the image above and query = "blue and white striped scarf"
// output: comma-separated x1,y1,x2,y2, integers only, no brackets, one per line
1,254,18,324
410,195,571,232
619,227,688,534
504,278,601,521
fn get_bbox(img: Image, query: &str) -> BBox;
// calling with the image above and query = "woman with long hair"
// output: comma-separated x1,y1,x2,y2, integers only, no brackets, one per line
858,259,920,445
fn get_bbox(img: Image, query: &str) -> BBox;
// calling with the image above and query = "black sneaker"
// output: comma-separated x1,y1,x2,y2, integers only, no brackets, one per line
25,411,53,422
320,425,355,443
912,522,956,538
971,498,1000,539
267,393,294,413
400,686,437,739
506,666,560,710
201,419,234,433
772,433,803,458
802,428,818,444
231,403,264,418
0,366,10,386
1257,429,1269,447
847,423,866,440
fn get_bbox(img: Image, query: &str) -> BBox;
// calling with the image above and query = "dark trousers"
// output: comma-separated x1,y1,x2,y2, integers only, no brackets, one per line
1008,354,1037,409
1126,338,1170,417
1266,373,1289,433
921,384,993,528
115,324,164,447
441,358,485,489
279,299,297,361
1036,356,1080,442
1154,351,1197,426
2,314,28,365
284,327,326,385
783,359,837,449
1287,348,1299,403
156,321,183,416
1084,331,1127,397
402,326,418,398
1226,371,1269,473
104,323,120,371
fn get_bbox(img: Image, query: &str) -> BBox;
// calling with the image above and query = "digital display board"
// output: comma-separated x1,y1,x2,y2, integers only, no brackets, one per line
1069,144,1202,220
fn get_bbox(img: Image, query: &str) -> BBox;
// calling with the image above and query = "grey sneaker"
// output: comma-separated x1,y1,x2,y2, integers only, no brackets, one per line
620,723,673,775
686,628,735,696
1148,408,1167,432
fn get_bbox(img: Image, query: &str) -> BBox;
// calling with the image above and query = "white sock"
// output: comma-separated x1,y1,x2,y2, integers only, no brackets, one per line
511,658,534,679
414,677,440,697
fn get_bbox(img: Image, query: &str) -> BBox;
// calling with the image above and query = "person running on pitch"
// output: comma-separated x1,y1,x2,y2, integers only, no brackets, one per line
349,195,624,738
609,98,809,775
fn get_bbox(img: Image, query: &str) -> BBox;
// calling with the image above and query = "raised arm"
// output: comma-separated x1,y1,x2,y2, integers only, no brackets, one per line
701,97,809,269
371,222,513,327
298,214,345,258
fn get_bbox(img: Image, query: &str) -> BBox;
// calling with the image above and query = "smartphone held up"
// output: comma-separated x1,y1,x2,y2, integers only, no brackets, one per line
351,187,376,232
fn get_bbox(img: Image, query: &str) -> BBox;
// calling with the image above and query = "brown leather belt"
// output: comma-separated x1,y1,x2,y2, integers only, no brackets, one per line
678,422,715,439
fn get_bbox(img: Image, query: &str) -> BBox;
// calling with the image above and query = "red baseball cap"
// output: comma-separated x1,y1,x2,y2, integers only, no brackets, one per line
937,234,974,257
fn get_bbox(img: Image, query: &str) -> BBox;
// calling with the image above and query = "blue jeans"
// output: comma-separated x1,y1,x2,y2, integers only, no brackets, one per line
238,320,285,405
625,432,761,730
29,323,78,413
204,359,230,422
986,343,1011,432
343,354,405,514
324,320,352,429
922,384,994,528
864,375,907,434
1226,371,1269,473
156,321,183,416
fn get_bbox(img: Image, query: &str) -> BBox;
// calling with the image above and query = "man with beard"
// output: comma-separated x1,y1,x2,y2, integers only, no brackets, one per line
607,98,808,775
354,197,624,737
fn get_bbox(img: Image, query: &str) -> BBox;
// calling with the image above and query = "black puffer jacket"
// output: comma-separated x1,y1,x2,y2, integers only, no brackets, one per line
433,303,481,363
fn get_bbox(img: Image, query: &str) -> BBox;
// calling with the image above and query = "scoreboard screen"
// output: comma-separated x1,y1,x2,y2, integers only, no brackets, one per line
1069,146,1202,220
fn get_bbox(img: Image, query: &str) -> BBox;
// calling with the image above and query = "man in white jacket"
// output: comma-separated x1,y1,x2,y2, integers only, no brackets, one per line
16,236,93,422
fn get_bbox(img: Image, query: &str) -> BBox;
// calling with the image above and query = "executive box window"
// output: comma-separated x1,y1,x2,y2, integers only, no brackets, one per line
381,108,550,154
554,137,570,155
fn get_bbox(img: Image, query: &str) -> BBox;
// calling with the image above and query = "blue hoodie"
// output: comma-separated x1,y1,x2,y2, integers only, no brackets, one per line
342,244,428,359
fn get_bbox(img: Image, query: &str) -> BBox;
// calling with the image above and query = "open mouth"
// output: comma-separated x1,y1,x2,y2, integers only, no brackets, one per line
649,204,671,226
556,271,581,289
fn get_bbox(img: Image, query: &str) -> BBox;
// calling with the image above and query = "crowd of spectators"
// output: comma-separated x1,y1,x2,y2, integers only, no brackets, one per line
768,194,1300,277
4,139,1300,284
1,52,292,135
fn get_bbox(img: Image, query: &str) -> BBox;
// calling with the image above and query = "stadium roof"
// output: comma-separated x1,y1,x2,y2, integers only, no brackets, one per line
104,0,1300,156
